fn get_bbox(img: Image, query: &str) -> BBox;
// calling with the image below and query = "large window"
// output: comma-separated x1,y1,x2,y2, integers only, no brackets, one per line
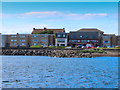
58,39,65,42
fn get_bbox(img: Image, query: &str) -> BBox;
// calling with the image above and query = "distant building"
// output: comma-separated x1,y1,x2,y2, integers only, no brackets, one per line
69,28,104,47
102,34,117,47
32,27,65,34
55,32,67,46
30,34,54,47
8,34,30,47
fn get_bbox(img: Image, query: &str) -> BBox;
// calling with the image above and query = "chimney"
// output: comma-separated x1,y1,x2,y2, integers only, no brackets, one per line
33,28,35,30
44,27,47,30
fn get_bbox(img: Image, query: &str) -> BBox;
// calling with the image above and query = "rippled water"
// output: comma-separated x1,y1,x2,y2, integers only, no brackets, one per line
2,56,118,88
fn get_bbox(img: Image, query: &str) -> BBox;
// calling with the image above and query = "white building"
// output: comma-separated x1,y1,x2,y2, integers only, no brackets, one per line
55,32,67,46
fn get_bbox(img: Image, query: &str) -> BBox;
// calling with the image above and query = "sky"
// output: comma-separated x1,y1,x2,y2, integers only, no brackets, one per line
1,2,118,35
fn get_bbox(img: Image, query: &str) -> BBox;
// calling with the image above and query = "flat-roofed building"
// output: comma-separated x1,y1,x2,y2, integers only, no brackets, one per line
55,32,67,46
102,34,117,47
30,34,54,47
69,28,104,47
9,34,30,47
32,27,65,34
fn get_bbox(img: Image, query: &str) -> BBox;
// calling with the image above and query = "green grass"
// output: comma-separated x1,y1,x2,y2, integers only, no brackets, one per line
79,49,105,53
48,46,66,49
30,45,43,48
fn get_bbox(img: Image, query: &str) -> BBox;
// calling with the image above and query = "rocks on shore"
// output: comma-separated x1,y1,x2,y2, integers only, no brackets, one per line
1,49,119,58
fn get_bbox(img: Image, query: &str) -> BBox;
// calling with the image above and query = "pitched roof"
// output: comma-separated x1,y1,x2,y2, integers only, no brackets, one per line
77,28,104,33
32,27,65,34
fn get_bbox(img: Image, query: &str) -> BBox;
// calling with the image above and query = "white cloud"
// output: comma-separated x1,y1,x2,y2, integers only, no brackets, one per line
2,11,108,20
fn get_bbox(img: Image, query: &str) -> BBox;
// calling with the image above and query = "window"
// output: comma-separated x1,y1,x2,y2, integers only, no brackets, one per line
81,40,87,43
41,43,44,45
41,39,47,42
90,40,97,43
104,36,109,39
104,41,109,43
20,35,25,38
20,43,25,45
78,40,80,42
57,35,60,37
11,39,17,42
42,35,47,38
33,43,38,45
80,36,82,38
63,34,66,37
11,36,16,37
20,39,25,42
33,39,38,42
58,39,65,42
11,43,17,45
71,40,77,43
33,35,38,37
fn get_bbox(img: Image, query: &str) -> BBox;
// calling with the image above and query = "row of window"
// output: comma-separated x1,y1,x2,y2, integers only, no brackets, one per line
11,35,48,38
69,40,98,43
11,39,26,42
11,43,48,46
11,43,26,46
33,39,47,42
33,43,47,46
57,34,66,37
11,35,26,38
32,35,47,38
11,39,47,42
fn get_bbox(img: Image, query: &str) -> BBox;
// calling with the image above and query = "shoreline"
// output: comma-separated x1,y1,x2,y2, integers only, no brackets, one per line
1,48,120,58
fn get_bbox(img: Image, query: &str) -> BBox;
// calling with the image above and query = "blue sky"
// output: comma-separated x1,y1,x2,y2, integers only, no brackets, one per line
2,2,118,34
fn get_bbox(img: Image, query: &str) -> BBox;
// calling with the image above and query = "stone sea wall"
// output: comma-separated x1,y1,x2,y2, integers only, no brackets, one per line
1,48,120,58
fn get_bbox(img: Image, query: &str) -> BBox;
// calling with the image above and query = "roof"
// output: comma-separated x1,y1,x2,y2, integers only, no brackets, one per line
77,28,104,33
32,27,65,34
103,34,116,36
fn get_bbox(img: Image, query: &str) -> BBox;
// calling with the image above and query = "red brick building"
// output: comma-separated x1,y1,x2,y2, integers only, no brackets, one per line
31,27,65,34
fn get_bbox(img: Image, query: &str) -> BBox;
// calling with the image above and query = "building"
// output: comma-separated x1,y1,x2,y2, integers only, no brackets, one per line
101,34,117,47
116,35,120,46
30,34,54,47
31,27,65,34
69,28,104,47
8,34,30,47
55,32,67,46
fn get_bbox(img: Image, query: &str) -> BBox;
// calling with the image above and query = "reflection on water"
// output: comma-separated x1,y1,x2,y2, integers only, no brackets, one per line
2,56,118,88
